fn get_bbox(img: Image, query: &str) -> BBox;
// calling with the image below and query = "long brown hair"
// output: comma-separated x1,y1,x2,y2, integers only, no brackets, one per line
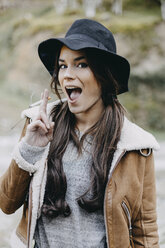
42,48,125,217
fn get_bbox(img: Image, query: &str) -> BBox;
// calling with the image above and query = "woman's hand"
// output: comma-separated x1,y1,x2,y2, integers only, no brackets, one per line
24,89,54,147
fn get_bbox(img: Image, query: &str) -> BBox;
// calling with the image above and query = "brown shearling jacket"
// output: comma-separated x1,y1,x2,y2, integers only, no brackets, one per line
0,104,160,248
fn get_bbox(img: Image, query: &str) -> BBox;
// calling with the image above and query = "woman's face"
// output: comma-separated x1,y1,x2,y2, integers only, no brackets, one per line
58,46,104,116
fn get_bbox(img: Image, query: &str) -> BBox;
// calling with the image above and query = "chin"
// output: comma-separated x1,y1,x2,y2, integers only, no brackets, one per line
68,107,82,114
68,104,85,114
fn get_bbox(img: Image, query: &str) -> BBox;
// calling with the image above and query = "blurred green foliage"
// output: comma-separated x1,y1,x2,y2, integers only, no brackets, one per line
119,71,165,131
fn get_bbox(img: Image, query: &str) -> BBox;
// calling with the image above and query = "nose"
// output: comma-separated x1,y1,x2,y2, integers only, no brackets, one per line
64,66,76,80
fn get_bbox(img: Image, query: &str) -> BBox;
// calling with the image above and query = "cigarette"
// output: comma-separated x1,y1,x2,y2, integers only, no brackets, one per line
29,96,51,108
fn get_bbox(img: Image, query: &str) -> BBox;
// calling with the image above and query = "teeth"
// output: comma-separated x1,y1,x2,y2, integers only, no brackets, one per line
65,86,77,89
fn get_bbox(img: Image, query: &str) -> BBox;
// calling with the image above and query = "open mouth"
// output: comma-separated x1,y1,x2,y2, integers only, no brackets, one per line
65,86,82,101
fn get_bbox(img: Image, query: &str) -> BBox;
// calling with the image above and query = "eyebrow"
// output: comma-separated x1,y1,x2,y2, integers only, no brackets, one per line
58,56,86,63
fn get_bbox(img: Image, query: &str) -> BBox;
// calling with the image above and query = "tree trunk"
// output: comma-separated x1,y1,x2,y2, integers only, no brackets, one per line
67,0,78,9
111,0,122,15
54,0,68,14
83,0,97,17
161,0,165,20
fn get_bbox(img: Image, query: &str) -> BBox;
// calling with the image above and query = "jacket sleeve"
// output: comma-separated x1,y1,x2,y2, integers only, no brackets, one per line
133,150,159,248
0,118,32,214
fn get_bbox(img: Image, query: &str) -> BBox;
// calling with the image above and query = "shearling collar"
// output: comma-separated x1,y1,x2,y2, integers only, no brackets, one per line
21,99,160,152
118,117,159,151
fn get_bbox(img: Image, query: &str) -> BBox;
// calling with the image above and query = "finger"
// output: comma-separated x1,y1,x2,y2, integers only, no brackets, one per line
40,111,50,129
37,89,50,128
35,111,50,129
27,120,48,134
39,89,49,114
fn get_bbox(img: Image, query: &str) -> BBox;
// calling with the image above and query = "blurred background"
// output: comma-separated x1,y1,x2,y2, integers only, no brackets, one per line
0,0,165,246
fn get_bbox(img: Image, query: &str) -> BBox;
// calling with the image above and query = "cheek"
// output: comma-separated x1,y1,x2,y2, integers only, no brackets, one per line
87,71,101,92
85,77,101,97
83,84,101,101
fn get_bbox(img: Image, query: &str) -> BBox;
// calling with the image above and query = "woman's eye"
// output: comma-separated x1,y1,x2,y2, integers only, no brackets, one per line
78,63,88,68
59,64,66,69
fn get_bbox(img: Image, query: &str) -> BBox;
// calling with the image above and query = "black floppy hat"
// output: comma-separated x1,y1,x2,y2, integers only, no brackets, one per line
38,18,130,94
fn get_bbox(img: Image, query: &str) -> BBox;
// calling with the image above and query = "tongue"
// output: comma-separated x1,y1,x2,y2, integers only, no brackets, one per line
70,90,81,101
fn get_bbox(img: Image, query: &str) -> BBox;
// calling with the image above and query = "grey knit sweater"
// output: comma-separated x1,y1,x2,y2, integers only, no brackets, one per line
19,135,106,248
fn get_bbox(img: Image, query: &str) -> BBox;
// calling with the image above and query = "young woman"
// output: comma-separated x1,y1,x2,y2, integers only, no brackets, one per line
0,19,160,248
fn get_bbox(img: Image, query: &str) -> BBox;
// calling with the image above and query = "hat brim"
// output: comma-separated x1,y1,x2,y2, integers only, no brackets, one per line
38,37,130,94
